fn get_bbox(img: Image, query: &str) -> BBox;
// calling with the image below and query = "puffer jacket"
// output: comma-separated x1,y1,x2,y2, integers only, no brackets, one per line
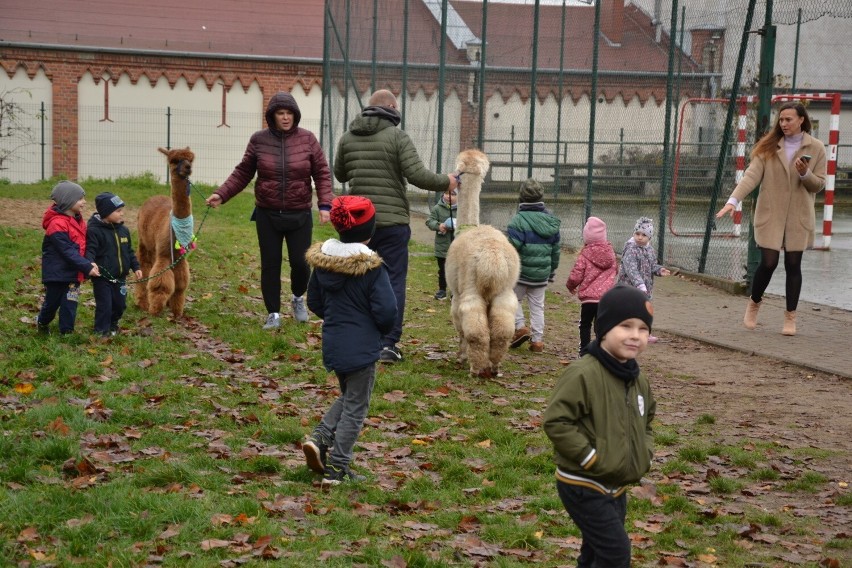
306,240,397,374
334,106,450,228
41,206,91,283
86,213,141,281
215,92,333,212
543,354,655,493
424,197,457,258
566,241,617,303
617,238,664,297
506,203,562,285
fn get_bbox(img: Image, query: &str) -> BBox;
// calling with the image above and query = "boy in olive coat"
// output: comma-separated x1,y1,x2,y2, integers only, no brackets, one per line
543,285,656,567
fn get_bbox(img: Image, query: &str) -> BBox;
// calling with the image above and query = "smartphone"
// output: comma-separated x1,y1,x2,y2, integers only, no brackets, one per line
801,155,812,162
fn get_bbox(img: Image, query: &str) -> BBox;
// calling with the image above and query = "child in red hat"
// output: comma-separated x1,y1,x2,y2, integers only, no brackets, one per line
302,196,398,486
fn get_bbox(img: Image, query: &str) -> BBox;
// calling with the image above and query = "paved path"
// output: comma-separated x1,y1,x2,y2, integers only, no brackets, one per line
409,213,852,379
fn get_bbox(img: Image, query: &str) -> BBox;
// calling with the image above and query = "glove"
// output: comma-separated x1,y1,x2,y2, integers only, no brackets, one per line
548,272,556,283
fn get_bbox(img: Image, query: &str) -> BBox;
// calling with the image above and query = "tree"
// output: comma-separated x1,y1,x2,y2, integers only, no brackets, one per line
0,88,38,172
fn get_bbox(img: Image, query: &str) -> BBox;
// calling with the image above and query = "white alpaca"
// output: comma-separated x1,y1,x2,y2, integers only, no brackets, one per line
445,149,521,377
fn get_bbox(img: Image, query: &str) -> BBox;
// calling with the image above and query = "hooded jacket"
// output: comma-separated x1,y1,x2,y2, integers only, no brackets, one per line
333,106,450,228
41,206,91,283
543,352,655,493
617,238,664,297
306,240,397,374
86,213,141,281
424,197,457,258
214,92,333,212
566,241,617,303
506,203,562,285
731,132,826,251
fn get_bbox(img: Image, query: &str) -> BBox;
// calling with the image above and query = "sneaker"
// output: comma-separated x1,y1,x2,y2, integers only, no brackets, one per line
292,296,308,323
379,346,403,363
510,327,531,348
36,320,49,335
302,434,328,474
321,464,366,486
529,341,544,353
434,289,447,300
263,312,281,329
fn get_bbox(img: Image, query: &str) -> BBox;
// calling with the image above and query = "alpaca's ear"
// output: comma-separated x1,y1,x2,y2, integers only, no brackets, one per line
158,147,169,156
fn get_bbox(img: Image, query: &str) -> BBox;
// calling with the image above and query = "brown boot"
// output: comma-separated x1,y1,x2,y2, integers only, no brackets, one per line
510,327,530,348
743,298,761,330
529,341,544,353
782,310,796,336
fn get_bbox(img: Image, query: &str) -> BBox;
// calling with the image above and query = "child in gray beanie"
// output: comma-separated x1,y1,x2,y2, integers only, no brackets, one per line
36,181,100,334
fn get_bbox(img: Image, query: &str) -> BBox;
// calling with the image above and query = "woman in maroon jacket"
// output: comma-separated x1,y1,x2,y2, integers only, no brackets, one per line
207,92,334,329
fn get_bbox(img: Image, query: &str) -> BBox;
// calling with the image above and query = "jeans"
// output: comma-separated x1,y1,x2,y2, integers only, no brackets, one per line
314,364,376,469
92,278,127,334
557,481,631,567
37,282,80,334
514,283,546,342
369,224,411,347
254,207,313,314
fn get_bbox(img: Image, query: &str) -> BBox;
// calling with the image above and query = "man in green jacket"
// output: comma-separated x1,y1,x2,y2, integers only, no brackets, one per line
334,89,458,363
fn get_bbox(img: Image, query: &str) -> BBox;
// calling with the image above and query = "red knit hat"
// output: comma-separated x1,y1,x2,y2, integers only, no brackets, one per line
330,195,376,243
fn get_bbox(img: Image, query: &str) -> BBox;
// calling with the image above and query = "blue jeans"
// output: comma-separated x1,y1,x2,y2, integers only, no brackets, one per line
38,282,80,334
369,224,410,347
557,481,631,567
314,364,376,469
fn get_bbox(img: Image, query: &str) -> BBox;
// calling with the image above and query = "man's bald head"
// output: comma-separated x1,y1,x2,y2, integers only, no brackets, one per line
368,89,398,109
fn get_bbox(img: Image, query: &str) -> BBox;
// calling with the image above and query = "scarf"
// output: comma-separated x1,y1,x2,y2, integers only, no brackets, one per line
361,105,401,126
586,340,640,383
170,213,196,255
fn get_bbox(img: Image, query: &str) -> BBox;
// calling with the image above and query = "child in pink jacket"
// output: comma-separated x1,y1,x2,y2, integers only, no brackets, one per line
566,217,617,355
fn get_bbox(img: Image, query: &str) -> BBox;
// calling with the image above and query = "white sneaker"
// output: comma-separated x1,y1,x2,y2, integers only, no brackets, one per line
263,313,281,329
292,296,308,323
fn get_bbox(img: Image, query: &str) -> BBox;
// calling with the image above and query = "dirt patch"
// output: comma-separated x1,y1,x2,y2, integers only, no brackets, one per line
0,198,138,231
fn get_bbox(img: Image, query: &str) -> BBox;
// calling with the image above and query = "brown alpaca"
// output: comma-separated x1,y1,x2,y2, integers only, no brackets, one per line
135,147,195,317
445,149,520,378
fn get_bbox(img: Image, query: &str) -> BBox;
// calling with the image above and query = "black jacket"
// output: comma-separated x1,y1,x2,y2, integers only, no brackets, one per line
86,214,140,282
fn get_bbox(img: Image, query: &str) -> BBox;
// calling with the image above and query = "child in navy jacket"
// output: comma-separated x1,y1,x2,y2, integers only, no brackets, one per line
303,196,397,486
36,181,100,334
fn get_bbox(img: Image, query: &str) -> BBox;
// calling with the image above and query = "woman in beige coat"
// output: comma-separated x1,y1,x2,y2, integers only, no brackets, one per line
717,102,826,336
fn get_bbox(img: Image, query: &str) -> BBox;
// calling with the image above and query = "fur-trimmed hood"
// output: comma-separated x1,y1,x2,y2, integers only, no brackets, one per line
306,240,384,289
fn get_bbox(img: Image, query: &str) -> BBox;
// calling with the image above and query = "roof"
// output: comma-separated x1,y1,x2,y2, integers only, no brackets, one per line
2,0,695,75
0,0,325,59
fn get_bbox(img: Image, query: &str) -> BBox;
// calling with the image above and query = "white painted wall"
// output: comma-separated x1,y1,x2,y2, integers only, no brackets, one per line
0,67,53,183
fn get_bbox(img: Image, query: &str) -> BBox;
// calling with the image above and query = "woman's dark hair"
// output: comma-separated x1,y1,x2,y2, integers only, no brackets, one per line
752,102,811,159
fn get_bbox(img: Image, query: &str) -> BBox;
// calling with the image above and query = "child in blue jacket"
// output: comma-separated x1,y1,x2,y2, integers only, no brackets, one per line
303,196,397,486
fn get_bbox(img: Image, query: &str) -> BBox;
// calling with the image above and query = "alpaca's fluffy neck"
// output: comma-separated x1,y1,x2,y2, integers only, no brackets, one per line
170,175,192,219
456,177,482,227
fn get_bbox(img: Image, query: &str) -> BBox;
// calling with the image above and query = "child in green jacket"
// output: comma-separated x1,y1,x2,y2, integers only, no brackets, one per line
424,188,457,300
543,285,656,567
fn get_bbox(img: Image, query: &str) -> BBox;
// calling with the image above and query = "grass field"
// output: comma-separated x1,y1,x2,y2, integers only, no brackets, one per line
0,177,848,567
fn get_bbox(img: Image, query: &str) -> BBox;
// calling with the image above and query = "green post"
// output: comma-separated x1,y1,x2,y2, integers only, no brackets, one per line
437,0,448,176
476,0,489,149
553,0,567,197
402,0,409,128
584,0,602,220
656,0,679,260
792,8,801,92
747,4,776,290
527,0,540,179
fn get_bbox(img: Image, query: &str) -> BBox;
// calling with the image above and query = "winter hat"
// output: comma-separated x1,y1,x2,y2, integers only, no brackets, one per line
594,284,654,338
50,181,85,212
583,216,607,244
518,178,544,203
95,192,125,219
330,195,376,243
634,216,654,238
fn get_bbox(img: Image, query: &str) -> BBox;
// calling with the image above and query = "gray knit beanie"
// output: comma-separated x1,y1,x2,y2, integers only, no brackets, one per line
519,178,544,203
50,181,85,212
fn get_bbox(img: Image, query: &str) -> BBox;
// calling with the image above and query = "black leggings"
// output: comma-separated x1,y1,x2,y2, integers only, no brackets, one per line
750,247,803,312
